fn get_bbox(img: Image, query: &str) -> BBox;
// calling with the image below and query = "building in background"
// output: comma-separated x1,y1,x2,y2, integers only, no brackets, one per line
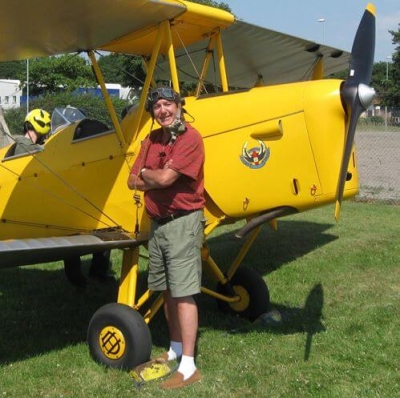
0,80,132,108
0,80,22,109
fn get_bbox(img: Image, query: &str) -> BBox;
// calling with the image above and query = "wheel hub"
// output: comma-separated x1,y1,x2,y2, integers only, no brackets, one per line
229,285,250,312
98,326,126,360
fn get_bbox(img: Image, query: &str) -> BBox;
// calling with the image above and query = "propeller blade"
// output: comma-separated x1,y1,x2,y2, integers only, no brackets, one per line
347,3,376,86
335,3,376,221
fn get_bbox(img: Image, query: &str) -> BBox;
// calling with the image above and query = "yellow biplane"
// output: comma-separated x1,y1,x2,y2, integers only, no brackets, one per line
0,0,375,369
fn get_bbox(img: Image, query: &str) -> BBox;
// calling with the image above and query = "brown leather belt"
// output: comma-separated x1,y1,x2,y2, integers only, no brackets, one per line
154,210,197,226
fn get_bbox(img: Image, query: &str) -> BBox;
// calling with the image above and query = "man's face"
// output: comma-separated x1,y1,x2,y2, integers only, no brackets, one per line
152,99,179,128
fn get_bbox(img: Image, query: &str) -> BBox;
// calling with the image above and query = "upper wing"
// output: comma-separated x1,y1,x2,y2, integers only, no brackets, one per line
0,0,233,62
155,20,350,87
0,1,348,87
0,0,186,61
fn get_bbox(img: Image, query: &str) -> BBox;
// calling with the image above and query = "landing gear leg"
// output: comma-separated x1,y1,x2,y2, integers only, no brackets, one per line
64,255,87,288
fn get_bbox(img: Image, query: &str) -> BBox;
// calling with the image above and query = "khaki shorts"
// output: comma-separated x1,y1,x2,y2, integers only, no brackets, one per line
148,210,204,298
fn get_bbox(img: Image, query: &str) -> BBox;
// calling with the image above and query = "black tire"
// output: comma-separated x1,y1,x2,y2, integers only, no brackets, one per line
217,267,270,321
87,303,152,369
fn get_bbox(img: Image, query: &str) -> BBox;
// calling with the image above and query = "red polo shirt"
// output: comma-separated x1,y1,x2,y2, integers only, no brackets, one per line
131,123,205,219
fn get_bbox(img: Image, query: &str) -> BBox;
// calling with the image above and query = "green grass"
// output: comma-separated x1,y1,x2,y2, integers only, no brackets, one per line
1,201,399,397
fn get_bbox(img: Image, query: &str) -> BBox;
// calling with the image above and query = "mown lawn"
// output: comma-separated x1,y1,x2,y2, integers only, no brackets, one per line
0,201,399,397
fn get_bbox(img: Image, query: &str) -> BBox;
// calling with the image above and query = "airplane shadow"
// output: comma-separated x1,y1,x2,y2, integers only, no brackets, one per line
205,219,337,276
0,219,334,365
149,282,326,362
0,261,119,365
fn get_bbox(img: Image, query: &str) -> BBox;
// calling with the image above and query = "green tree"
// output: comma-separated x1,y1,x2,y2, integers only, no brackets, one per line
0,61,26,79
97,53,128,84
97,53,146,88
387,23,400,106
4,92,129,135
370,61,394,106
19,55,96,96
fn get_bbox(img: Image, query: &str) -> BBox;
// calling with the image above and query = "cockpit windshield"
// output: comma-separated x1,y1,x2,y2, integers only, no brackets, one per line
51,106,86,134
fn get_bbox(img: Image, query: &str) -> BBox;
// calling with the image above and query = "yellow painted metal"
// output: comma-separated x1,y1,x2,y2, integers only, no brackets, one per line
0,127,143,239
181,78,357,219
335,201,342,221
195,36,216,96
203,254,229,284
135,288,153,310
312,56,324,80
177,0,234,28
165,22,180,92
0,77,358,242
226,226,261,280
118,247,140,307
143,293,164,324
99,326,126,360
367,3,376,16
216,31,228,92
200,286,240,303
88,51,126,149
129,25,164,141
229,286,250,312
99,0,234,56
203,217,223,238
130,361,173,383
0,76,357,242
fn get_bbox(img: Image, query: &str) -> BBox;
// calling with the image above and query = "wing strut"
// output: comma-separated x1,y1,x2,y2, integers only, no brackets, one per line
88,51,126,149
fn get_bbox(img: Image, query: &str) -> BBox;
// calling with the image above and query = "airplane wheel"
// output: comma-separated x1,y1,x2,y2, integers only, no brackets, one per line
87,303,152,369
217,267,270,321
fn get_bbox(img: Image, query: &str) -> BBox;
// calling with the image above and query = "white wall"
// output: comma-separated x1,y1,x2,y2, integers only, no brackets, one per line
0,79,22,109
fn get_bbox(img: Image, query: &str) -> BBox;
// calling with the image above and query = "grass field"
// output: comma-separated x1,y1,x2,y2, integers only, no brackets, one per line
0,201,399,397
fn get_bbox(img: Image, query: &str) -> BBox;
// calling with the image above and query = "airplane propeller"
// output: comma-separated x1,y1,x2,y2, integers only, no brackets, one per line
335,3,376,221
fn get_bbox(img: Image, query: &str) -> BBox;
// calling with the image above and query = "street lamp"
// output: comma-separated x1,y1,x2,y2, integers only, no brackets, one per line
317,18,325,44
385,56,392,129
26,59,29,115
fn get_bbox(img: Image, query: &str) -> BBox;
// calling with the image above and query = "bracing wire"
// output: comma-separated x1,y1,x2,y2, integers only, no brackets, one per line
1,132,121,230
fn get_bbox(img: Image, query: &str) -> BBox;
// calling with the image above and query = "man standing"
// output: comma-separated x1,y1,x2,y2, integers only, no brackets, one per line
128,87,205,389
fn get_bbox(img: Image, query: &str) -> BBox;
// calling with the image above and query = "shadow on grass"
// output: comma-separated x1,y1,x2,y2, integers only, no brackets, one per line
196,218,333,360
0,219,333,365
198,283,326,362
206,219,337,276
0,259,119,365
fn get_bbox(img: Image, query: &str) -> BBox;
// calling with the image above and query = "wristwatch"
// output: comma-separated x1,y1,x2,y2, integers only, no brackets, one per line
140,168,146,177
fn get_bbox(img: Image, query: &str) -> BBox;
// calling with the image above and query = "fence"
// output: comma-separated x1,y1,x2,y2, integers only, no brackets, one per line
356,107,400,204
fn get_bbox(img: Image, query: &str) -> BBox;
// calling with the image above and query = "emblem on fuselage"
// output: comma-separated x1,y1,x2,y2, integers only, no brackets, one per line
240,140,270,169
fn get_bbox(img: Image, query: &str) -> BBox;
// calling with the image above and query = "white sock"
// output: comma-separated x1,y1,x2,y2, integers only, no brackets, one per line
178,355,196,380
167,341,182,361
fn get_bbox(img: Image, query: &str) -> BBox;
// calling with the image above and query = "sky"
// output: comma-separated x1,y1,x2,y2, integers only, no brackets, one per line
222,0,399,63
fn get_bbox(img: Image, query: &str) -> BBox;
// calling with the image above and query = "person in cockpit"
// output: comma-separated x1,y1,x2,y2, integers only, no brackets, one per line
13,109,51,156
